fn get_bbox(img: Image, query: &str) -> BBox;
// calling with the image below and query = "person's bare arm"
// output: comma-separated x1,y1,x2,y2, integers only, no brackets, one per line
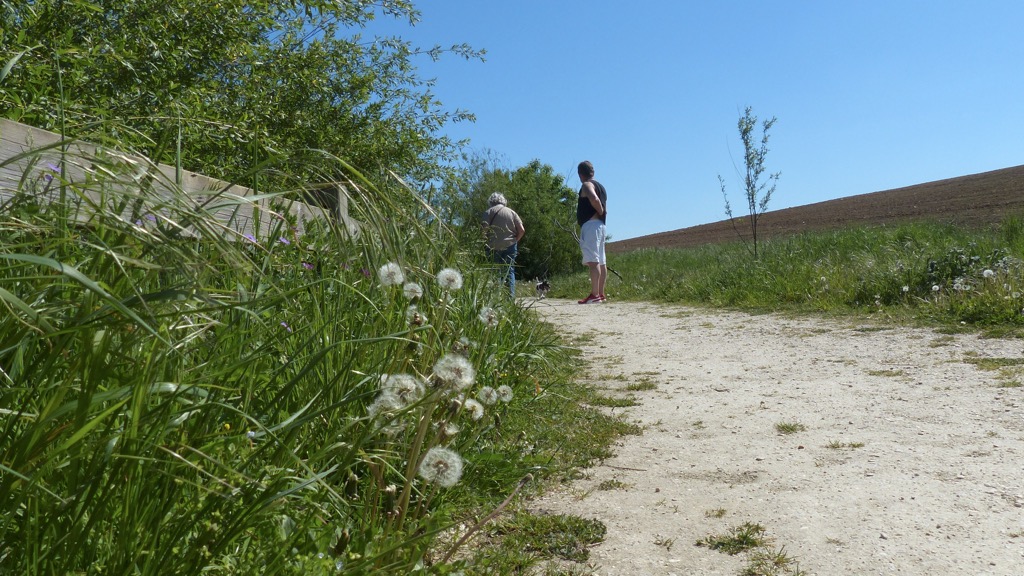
581,182,604,216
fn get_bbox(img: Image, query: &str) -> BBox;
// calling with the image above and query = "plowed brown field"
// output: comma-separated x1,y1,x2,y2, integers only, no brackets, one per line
607,164,1024,253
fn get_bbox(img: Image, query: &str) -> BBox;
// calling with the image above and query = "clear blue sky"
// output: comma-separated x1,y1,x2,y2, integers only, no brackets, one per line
367,1,1024,241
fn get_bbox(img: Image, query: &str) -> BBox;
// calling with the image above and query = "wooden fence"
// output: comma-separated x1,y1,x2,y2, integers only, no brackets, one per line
0,118,358,239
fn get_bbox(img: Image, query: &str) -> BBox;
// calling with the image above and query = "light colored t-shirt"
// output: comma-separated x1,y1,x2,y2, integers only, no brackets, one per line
482,205,523,250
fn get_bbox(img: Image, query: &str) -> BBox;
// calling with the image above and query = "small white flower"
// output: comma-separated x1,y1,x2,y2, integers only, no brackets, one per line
902,285,909,293
932,285,941,292
403,282,423,300
433,354,475,390
497,384,513,403
464,398,484,421
477,386,499,405
378,262,404,286
478,306,499,328
418,446,464,487
436,268,463,291
983,269,995,279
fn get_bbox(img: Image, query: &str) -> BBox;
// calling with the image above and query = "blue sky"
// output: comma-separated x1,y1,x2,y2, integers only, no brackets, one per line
367,1,1024,241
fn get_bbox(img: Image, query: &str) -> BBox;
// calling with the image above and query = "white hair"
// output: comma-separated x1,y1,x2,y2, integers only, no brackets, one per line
488,193,507,207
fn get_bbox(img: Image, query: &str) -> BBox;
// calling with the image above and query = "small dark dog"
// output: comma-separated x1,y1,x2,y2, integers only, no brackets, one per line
535,280,551,299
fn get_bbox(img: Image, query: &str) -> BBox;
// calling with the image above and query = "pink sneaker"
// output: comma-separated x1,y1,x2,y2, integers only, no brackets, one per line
577,294,602,304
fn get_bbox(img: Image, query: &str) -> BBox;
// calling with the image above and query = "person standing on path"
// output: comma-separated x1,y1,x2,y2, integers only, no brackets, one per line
482,192,525,298
576,160,607,304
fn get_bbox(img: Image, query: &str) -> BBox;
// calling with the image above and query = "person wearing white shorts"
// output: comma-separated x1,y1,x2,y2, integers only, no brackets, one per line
576,161,608,304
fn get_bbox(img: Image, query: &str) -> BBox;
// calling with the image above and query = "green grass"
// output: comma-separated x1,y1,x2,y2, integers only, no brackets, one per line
774,421,807,435
0,143,637,574
698,522,768,555
550,218,1024,332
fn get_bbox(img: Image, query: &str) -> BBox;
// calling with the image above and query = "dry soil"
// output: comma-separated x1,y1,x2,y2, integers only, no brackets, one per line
531,298,1024,576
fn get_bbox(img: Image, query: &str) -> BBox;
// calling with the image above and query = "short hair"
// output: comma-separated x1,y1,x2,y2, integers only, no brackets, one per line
577,160,595,178
488,192,507,207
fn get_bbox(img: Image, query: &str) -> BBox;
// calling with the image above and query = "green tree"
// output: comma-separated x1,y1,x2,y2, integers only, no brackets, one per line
719,106,780,259
442,154,578,280
0,0,481,188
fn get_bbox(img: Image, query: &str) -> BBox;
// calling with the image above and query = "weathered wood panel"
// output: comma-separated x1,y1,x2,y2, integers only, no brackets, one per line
0,119,357,239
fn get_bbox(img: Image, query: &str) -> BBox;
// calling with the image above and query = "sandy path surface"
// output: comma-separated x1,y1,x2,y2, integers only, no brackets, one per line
530,299,1024,576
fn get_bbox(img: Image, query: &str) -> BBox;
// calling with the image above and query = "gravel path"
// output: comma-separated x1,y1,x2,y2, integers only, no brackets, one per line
531,298,1024,576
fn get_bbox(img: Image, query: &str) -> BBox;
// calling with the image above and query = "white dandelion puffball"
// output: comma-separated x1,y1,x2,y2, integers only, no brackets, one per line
381,374,425,406
477,386,499,406
368,392,404,418
464,398,485,421
433,354,475,390
497,384,513,403
932,285,941,292
983,269,995,279
403,282,423,300
436,268,463,291
378,262,404,286
406,305,427,325
418,446,464,487
478,306,499,328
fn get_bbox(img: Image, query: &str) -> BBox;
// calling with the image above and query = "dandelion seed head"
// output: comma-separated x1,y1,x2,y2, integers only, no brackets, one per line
932,285,941,292
406,305,427,326
436,268,463,291
403,282,424,300
443,422,460,439
367,393,404,418
381,373,425,406
983,269,995,279
378,262,404,286
433,354,475,390
902,285,909,293
451,337,474,357
418,447,464,487
477,386,499,406
497,384,514,403
478,306,499,328
464,398,484,421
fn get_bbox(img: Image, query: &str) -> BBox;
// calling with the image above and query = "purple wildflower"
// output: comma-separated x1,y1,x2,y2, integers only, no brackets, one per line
280,321,292,332
278,237,290,245
302,261,314,270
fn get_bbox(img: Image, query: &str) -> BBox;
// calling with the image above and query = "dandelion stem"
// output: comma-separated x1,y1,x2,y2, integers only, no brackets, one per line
394,394,438,529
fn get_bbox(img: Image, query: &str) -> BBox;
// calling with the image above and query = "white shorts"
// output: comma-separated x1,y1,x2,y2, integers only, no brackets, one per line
580,220,606,265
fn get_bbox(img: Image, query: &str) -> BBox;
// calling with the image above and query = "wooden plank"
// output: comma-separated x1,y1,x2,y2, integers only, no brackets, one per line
0,119,356,240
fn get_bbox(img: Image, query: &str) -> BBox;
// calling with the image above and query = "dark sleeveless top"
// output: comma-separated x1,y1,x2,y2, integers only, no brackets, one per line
576,179,607,226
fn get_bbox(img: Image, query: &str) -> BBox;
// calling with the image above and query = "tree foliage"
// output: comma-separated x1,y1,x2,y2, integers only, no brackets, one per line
442,154,579,280
0,0,482,187
719,106,780,259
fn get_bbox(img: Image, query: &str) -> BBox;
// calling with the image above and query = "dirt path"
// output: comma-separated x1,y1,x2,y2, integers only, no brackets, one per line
530,299,1024,576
